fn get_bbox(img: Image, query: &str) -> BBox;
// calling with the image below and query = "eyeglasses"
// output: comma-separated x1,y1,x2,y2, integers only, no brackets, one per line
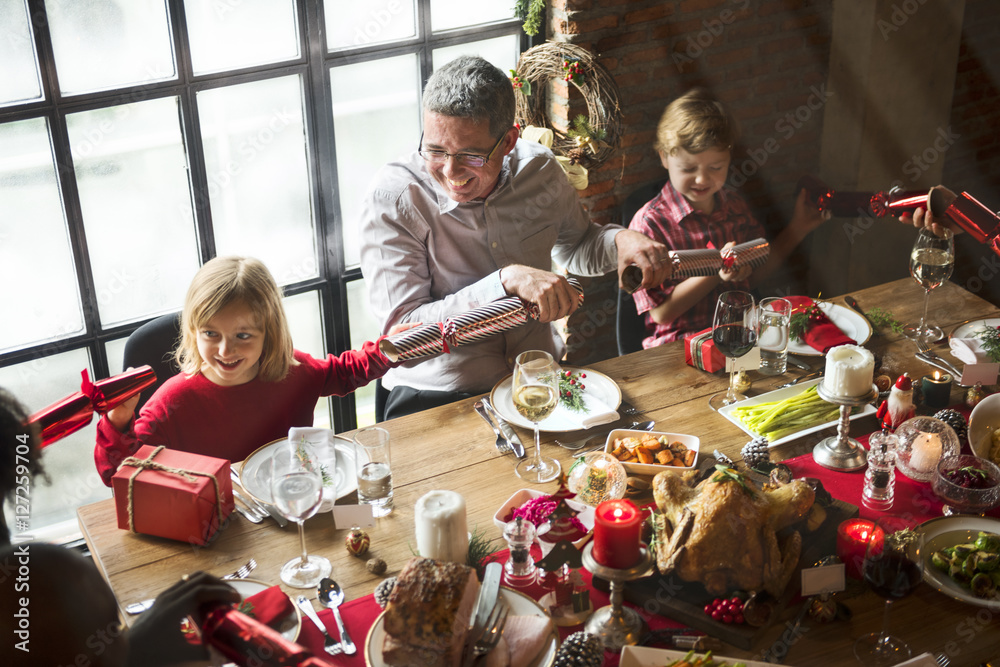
417,131,506,167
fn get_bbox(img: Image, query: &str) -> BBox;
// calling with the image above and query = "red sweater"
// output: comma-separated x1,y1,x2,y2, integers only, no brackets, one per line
95,344,392,486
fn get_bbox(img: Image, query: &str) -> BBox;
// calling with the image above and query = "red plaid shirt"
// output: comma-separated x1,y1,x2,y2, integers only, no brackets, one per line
628,181,765,347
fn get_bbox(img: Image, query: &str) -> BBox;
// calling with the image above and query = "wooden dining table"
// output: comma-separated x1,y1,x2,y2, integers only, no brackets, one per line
78,277,1000,666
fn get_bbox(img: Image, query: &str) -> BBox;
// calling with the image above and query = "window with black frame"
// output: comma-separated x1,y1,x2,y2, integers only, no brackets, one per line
0,0,527,542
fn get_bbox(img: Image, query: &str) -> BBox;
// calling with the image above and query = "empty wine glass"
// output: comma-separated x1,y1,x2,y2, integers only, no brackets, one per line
512,350,561,484
709,291,758,411
904,227,955,343
269,440,331,588
853,518,924,666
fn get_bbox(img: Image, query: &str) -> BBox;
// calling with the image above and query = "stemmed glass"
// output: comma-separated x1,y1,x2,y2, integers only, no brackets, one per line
709,291,758,411
513,350,562,483
904,227,955,343
853,519,924,666
269,440,332,588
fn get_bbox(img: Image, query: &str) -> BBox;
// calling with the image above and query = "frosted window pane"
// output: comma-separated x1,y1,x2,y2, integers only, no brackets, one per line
348,279,379,427
0,118,84,353
106,338,127,376
325,0,416,50
0,0,42,105
0,349,111,541
430,0,514,32
433,35,519,74
330,54,419,268
284,290,331,429
66,97,200,327
198,76,317,287
44,0,175,95
184,0,300,75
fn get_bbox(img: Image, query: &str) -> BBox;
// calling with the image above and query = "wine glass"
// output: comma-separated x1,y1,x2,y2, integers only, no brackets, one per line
513,350,562,484
709,291,758,411
904,227,955,343
853,518,924,666
269,440,332,588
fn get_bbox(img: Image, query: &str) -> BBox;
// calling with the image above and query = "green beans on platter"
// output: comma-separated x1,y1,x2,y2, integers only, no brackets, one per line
729,385,848,441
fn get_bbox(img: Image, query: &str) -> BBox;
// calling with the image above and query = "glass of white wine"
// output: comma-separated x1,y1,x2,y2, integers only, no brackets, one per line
904,227,955,343
269,440,332,588
512,350,562,483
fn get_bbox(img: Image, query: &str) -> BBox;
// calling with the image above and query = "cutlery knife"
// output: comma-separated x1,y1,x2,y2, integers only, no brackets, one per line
786,354,811,371
481,398,526,459
231,469,287,528
474,401,510,455
844,295,878,335
462,562,502,667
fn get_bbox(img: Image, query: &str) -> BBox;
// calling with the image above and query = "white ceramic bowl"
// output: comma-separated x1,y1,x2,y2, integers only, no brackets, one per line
603,429,700,476
969,393,1000,462
492,488,594,549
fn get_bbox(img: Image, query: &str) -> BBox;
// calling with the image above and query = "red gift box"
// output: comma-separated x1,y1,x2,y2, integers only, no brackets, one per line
112,445,235,545
684,326,726,373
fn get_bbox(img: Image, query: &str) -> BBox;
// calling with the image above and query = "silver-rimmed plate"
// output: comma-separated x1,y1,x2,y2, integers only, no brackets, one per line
787,301,873,356
919,515,1000,608
950,316,1000,341
239,436,357,506
489,366,622,433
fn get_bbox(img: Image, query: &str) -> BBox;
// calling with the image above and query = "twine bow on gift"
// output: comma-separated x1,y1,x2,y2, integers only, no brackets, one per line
120,446,225,534
521,125,589,190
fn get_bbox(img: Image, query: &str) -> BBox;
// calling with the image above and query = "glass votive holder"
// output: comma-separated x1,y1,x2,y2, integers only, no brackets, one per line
921,372,952,411
894,416,961,482
836,518,876,579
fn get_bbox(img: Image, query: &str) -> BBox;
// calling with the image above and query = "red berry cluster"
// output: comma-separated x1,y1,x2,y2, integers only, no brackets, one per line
804,305,825,323
562,59,583,82
704,597,745,625
561,369,586,398
509,69,525,89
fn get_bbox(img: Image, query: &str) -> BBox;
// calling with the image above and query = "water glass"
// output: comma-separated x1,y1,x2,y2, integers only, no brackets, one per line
353,426,394,517
758,297,792,375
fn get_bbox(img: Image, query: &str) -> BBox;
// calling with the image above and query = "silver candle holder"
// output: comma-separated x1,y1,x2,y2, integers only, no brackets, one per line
812,383,877,471
580,542,653,653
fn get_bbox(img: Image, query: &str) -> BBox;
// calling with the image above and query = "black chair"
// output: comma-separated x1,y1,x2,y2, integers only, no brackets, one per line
616,180,667,356
121,312,182,413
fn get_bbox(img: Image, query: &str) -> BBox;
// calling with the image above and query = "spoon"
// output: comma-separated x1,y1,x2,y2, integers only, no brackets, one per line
318,577,355,655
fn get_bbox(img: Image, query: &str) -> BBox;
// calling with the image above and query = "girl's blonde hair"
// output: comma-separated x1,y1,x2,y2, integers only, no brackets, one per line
175,256,296,382
655,88,740,156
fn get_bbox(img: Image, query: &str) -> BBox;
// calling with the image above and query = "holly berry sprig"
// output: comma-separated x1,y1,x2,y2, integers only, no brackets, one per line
509,69,532,95
562,58,584,84
974,324,1000,363
789,303,826,342
558,369,587,412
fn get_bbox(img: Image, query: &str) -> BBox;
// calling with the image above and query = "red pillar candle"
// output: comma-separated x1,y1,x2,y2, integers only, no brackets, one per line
836,518,876,580
592,499,642,569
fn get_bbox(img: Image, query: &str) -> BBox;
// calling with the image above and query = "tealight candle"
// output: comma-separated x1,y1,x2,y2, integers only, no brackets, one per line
836,518,876,579
592,499,642,569
414,490,468,563
908,431,944,474
921,371,952,410
823,344,875,399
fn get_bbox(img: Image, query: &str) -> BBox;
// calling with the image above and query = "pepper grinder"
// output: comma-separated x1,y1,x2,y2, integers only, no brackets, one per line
502,516,537,587
863,430,898,510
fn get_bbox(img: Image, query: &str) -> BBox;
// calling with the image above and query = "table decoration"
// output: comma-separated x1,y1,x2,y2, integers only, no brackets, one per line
581,542,653,653
932,408,968,445
812,382,876,471
836,518,877,579
592,499,643,570
921,371,952,410
345,527,370,557
567,452,628,506
930,454,1000,515
876,374,916,431
788,297,857,354
683,325,727,373
553,631,603,667
823,344,875,399
414,489,468,563
378,279,584,362
895,417,961,482
863,431,898,511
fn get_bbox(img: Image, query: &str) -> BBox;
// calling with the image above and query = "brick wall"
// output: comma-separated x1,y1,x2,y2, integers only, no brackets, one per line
552,0,1000,364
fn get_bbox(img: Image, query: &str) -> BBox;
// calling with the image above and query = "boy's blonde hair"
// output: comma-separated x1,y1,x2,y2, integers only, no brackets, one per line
175,256,296,382
655,88,739,156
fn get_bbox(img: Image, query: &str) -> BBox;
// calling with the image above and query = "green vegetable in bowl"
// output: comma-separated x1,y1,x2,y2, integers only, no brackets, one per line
933,531,1000,598
975,533,1000,552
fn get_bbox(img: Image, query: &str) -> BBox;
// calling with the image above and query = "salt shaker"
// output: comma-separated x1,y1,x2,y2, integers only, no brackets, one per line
863,430,898,510
502,516,536,587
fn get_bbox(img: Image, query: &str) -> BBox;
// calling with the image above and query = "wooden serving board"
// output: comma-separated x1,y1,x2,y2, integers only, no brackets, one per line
614,498,857,650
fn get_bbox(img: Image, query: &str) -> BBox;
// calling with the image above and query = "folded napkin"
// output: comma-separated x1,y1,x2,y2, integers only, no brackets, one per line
571,391,620,430
786,296,854,353
483,615,555,667
242,585,294,628
950,336,991,364
288,427,339,511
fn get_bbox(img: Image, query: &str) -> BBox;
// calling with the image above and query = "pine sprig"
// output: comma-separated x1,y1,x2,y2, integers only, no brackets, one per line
974,325,1000,362
514,0,545,36
567,114,606,142
558,369,588,412
867,307,905,334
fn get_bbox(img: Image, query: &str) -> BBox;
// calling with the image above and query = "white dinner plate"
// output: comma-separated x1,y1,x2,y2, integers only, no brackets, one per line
717,378,877,447
489,366,622,433
364,587,558,667
787,301,873,356
918,515,1000,608
239,436,357,505
621,645,779,667
968,393,1000,460
950,316,1000,341
229,578,302,641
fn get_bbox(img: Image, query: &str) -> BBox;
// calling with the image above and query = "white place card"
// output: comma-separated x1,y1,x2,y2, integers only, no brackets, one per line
961,362,999,388
727,346,761,373
332,504,375,529
800,562,845,596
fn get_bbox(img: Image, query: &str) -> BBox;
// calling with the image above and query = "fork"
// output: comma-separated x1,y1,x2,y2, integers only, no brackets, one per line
222,557,257,581
913,340,964,382
474,400,512,454
471,600,510,663
295,595,343,656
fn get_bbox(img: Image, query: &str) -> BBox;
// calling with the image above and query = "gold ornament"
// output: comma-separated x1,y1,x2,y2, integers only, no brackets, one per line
966,382,986,408
732,370,752,394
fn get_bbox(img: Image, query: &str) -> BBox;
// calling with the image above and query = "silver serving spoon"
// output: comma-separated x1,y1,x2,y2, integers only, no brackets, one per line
318,577,355,655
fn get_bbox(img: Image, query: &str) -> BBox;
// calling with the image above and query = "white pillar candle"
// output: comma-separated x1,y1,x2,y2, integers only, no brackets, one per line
414,490,468,563
823,344,875,399
908,432,943,474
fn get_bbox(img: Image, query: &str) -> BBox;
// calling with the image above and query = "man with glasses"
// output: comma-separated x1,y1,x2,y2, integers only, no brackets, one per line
360,55,671,419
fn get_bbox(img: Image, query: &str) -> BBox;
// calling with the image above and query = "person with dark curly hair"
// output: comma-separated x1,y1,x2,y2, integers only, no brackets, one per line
0,387,47,546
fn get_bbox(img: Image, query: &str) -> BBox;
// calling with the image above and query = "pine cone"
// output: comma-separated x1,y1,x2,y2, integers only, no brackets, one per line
741,436,770,469
374,576,396,609
933,409,968,445
553,631,602,667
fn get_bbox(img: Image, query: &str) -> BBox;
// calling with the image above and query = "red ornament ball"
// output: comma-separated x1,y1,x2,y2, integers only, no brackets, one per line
345,528,370,557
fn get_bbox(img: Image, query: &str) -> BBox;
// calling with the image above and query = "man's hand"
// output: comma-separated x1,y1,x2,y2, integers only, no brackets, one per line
614,229,673,291
500,265,581,322
790,187,830,234
900,185,960,236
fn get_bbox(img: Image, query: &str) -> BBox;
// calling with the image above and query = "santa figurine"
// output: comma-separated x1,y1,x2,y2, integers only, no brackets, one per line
875,373,915,431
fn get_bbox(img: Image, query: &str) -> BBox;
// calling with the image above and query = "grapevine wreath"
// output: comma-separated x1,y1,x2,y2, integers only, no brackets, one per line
513,42,623,169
